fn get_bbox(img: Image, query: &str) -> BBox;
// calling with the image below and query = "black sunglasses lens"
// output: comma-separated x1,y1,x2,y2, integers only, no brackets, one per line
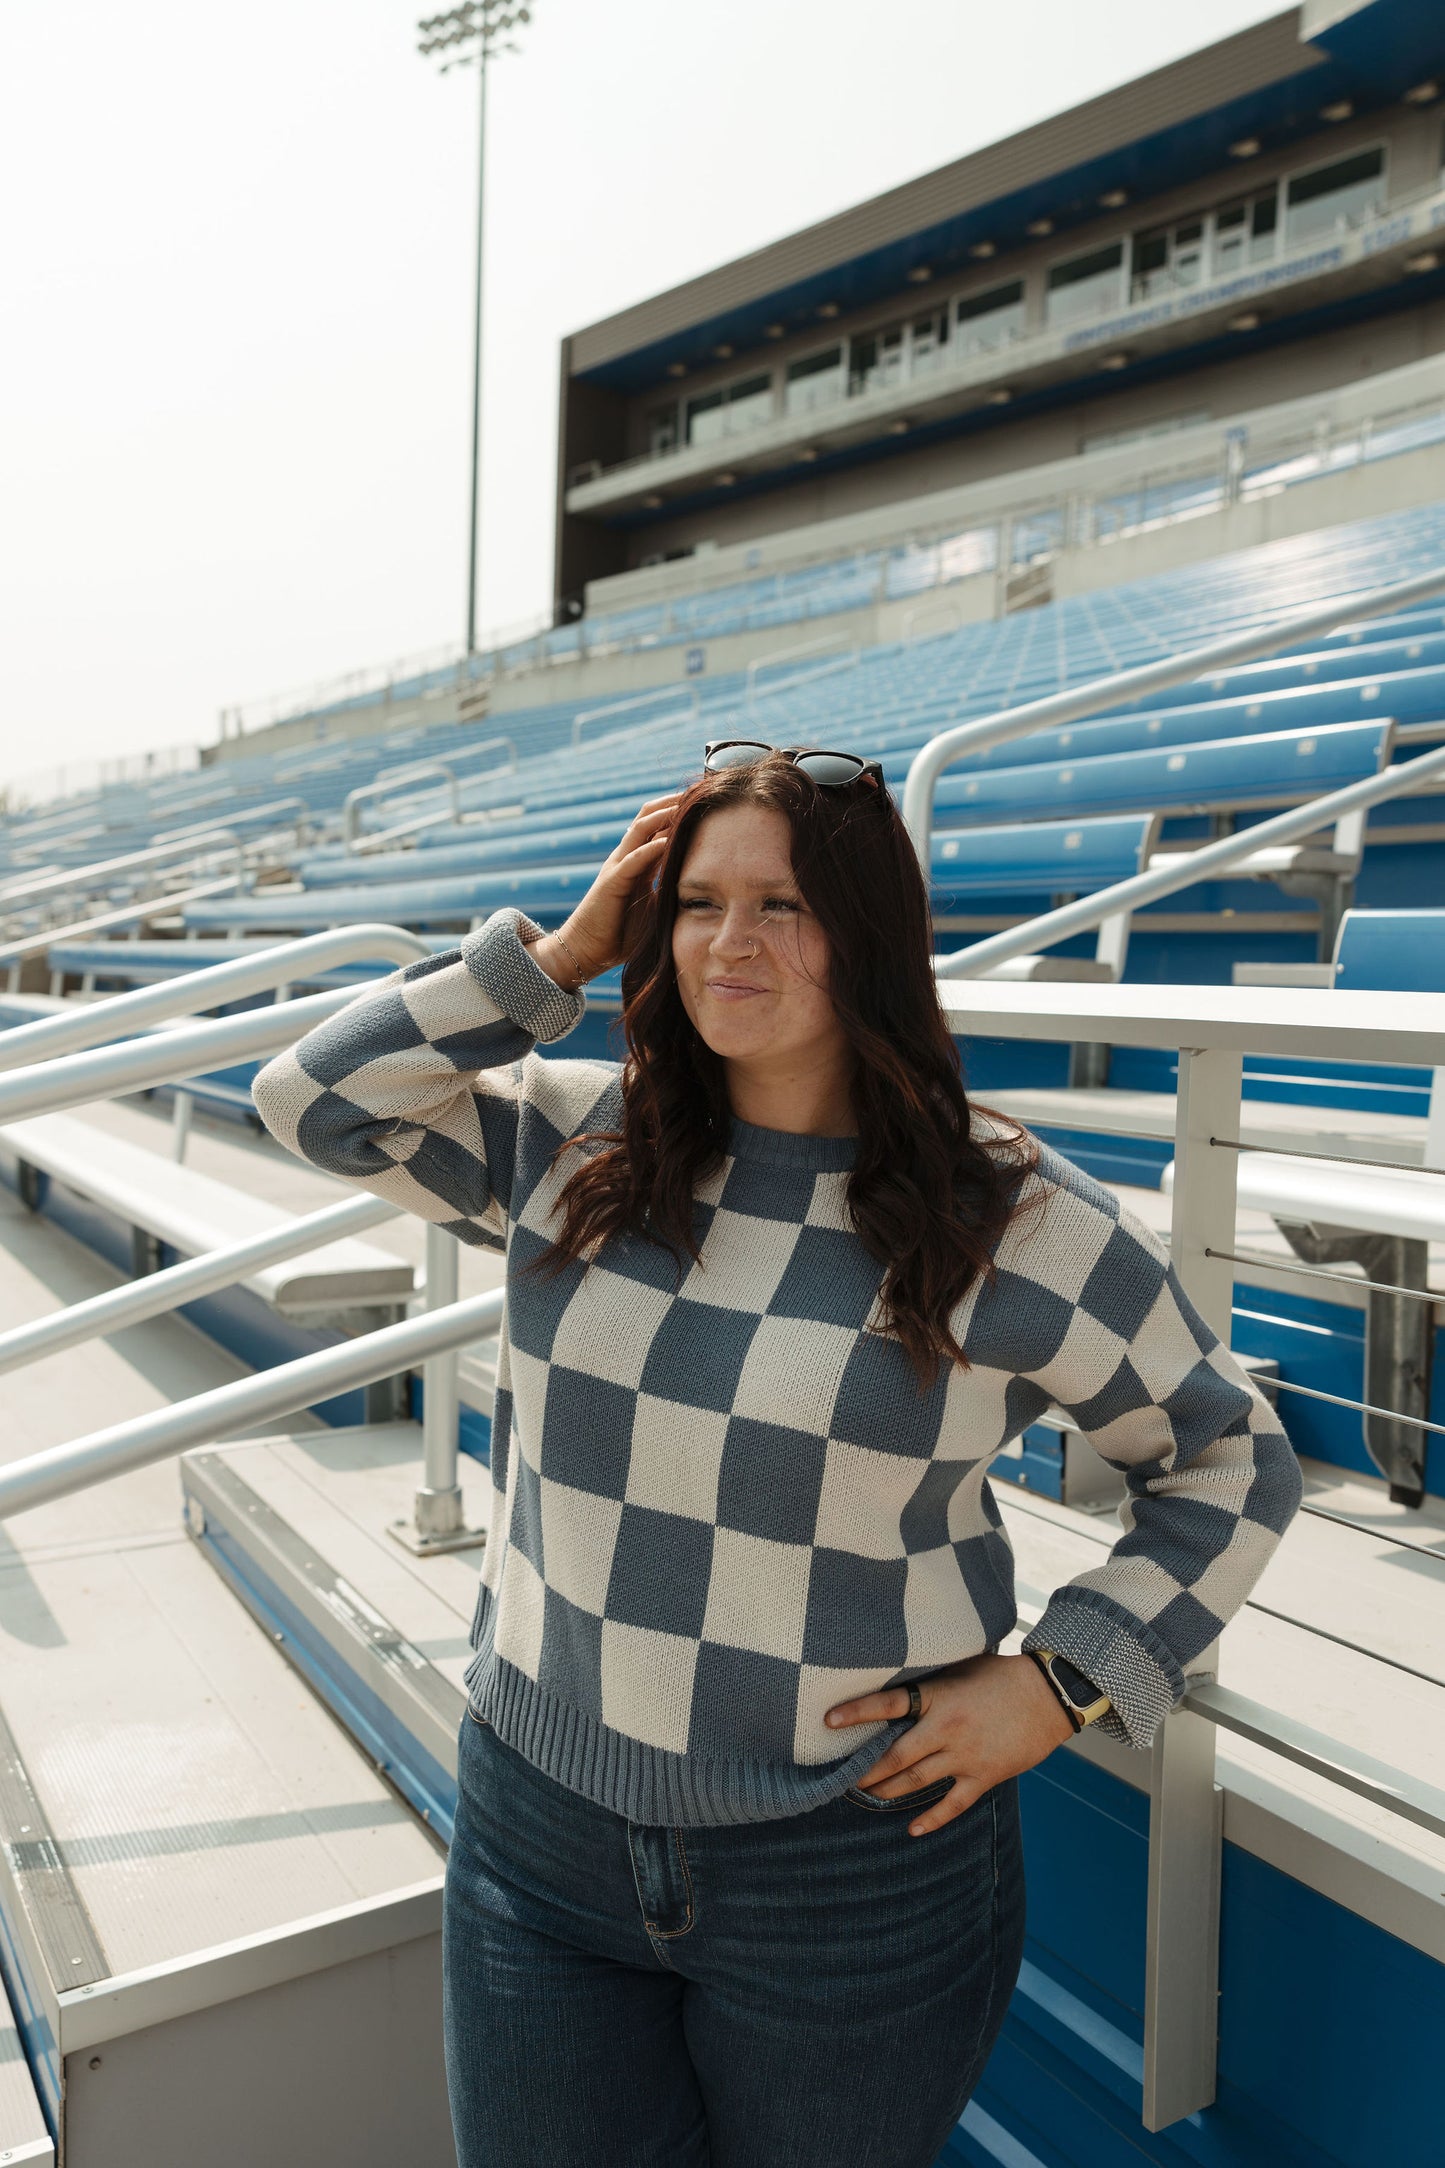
794,752,865,786
705,741,773,771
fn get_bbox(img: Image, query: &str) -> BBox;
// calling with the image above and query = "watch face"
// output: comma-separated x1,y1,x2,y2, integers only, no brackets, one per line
1051,1656,1103,1707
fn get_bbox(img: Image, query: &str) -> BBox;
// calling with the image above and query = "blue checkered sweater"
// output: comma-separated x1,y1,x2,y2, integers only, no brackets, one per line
253,908,1301,1827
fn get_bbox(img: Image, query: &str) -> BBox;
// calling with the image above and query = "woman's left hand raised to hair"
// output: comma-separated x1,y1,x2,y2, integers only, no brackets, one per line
825,1654,1076,1836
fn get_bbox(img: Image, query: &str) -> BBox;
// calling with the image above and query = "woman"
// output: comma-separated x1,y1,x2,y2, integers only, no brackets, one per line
253,744,1301,2168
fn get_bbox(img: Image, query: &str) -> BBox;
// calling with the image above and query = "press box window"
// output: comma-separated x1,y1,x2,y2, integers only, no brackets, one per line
784,346,846,417
849,310,949,395
1285,147,1386,245
1213,190,1278,272
647,404,679,456
685,372,775,448
955,281,1024,358
1046,242,1125,328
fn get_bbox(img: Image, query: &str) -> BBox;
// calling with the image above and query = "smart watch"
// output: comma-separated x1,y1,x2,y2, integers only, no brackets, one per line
1028,1648,1112,1731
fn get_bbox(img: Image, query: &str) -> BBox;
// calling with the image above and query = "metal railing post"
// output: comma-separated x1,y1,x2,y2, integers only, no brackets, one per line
420,1226,461,1528
1140,1045,1240,2131
394,1226,486,1556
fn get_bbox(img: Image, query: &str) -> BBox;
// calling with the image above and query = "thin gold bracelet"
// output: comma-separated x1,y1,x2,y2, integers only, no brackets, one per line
549,930,591,990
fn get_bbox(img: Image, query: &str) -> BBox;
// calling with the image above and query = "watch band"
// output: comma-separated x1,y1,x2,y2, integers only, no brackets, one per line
1028,1648,1112,1730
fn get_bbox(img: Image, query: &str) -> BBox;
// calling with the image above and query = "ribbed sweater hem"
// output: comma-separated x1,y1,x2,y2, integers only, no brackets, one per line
462,1592,914,1828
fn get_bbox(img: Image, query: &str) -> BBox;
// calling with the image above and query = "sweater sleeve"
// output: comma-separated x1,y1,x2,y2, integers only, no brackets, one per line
1012,1155,1302,1748
250,908,586,1251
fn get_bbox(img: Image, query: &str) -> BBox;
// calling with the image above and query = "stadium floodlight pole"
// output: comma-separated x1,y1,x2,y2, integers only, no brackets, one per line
417,1,533,656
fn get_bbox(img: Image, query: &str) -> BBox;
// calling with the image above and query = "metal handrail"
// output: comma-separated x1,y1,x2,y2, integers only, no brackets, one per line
0,877,243,970
0,1191,402,1376
156,797,312,847
0,990,351,1124
0,1287,504,1520
1008,1584,1445,1845
0,829,249,913
343,763,459,849
0,924,430,1073
572,686,702,749
901,558,1445,856
935,739,1445,978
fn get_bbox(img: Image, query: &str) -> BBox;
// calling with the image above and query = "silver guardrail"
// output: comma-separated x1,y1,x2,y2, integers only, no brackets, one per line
935,738,1445,978
344,762,459,848
0,923,430,1071
922,973,1445,2130
901,559,1445,857
0,828,248,913
0,1287,503,1520
0,1192,402,1375
0,924,467,1547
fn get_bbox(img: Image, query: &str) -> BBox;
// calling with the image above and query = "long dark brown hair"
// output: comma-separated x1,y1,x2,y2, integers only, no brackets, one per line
538,752,1037,1380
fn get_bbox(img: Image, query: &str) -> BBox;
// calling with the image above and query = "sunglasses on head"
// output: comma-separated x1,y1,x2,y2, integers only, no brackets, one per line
702,740,884,789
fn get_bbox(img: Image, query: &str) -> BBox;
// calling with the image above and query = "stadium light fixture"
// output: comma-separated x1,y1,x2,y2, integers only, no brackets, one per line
1229,136,1261,158
417,1,535,657
1320,99,1353,122
1026,218,1053,237
969,240,996,258
1404,80,1438,104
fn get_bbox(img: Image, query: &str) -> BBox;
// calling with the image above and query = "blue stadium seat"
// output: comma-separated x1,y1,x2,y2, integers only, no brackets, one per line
1332,908,1445,993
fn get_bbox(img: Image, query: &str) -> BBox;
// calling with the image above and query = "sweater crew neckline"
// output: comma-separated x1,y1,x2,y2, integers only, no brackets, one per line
726,1116,857,1172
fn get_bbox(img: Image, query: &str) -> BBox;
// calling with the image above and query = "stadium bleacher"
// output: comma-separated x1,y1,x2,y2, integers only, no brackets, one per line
195,389,1445,746
6,492,1445,1519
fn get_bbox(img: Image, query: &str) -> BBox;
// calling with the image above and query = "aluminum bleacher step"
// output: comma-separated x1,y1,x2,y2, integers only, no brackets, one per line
0,1111,414,1321
0,1966,52,2168
0,1456,453,2168
179,1423,485,1839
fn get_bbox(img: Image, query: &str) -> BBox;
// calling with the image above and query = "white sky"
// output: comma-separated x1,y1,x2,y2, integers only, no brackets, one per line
1,0,1287,791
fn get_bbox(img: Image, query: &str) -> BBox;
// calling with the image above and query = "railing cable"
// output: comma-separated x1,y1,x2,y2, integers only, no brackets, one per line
1204,1244,1439,1304
1207,1136,1445,1177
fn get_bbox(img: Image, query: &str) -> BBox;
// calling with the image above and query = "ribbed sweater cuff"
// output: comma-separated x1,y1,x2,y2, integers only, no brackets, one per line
1023,1586,1185,1750
462,908,585,1046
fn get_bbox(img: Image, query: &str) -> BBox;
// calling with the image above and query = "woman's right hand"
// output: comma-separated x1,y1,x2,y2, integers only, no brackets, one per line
530,792,680,988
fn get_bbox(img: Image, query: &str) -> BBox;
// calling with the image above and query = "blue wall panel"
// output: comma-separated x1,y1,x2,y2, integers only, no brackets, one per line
949,1751,1445,2168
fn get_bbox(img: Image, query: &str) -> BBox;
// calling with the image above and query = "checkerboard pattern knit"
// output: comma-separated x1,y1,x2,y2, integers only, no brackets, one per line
253,908,1302,1827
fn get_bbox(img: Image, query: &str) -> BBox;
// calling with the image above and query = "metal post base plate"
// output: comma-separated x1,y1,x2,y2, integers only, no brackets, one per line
387,1516,488,1557
388,1486,487,1557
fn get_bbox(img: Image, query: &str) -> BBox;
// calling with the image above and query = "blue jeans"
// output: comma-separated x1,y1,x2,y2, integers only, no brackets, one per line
443,1709,1025,2168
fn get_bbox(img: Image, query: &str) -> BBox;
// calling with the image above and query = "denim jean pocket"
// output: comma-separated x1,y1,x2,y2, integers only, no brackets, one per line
843,1776,955,1813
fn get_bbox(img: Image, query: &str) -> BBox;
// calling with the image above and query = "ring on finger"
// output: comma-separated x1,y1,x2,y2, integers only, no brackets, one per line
903,1681,923,1722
